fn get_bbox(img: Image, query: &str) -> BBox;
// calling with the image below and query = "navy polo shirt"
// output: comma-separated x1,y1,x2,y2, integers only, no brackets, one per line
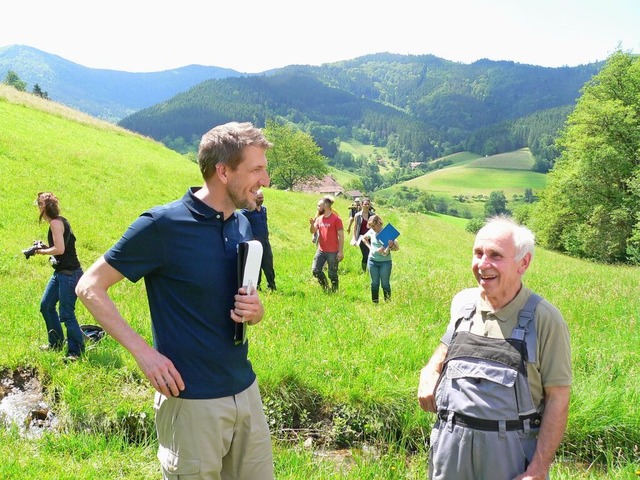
104,187,255,399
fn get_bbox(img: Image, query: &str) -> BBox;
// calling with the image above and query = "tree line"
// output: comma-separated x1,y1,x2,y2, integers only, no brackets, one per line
2,70,49,99
118,55,599,170
261,51,640,265
527,51,640,264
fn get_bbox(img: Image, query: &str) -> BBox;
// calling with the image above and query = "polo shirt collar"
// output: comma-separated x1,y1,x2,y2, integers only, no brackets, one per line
183,187,230,222
478,285,531,322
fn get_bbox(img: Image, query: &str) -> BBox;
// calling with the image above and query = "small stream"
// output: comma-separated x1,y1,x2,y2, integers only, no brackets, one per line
0,369,58,438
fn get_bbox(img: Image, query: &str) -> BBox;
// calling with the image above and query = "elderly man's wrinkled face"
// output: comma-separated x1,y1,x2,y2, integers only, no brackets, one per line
472,224,529,309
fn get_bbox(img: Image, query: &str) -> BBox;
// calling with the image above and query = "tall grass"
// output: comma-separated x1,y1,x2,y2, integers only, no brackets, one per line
1,88,638,478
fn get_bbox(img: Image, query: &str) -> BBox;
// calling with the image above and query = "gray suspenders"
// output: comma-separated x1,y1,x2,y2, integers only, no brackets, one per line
455,292,543,362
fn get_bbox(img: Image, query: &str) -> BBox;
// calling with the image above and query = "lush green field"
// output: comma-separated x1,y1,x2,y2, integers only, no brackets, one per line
1,87,638,479
404,165,546,195
425,151,482,167
377,148,547,216
328,166,360,189
339,139,394,173
465,148,536,170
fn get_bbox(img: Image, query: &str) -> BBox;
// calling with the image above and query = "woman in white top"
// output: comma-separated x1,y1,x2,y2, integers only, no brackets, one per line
361,214,399,302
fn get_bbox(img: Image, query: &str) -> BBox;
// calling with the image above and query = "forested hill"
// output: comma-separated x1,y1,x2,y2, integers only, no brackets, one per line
0,45,242,121
2,45,603,166
118,53,602,165
118,72,430,158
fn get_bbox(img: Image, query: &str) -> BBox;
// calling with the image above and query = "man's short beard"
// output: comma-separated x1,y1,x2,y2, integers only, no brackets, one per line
229,188,253,210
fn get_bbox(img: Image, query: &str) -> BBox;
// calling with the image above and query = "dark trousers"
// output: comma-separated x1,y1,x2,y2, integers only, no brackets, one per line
312,250,339,291
359,241,370,271
257,239,276,290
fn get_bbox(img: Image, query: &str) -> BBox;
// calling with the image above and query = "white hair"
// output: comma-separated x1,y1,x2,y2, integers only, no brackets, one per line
481,216,535,261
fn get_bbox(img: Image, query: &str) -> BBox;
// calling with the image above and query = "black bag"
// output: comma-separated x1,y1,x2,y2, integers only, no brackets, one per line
80,324,106,343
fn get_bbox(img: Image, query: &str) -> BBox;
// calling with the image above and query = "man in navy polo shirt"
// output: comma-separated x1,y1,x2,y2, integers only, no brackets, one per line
76,122,275,479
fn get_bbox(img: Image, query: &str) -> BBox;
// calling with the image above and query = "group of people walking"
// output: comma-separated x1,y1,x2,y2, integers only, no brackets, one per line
310,195,399,302
24,121,570,480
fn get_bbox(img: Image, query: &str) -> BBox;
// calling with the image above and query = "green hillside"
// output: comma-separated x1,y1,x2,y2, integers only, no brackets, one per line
1,86,638,478
426,151,482,167
375,148,546,216
405,148,544,194
466,148,536,170
111,53,600,164
328,166,360,188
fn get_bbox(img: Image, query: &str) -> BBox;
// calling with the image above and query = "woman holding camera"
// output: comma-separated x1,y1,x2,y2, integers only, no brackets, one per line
33,192,84,361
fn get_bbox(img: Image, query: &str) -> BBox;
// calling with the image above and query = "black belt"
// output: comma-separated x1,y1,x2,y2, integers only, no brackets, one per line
57,268,81,275
438,411,541,431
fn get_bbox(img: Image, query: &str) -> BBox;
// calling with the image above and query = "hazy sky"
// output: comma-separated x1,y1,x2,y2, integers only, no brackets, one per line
2,0,638,73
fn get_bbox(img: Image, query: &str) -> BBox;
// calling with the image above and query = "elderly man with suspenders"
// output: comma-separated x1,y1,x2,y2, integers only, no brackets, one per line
418,216,571,480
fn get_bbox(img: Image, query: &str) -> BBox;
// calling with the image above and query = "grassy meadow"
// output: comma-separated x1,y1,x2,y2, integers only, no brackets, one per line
1,87,639,478
378,148,547,217
328,166,360,190
339,139,395,173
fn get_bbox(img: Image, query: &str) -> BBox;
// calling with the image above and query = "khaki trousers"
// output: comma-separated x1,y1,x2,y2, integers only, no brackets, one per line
155,380,274,480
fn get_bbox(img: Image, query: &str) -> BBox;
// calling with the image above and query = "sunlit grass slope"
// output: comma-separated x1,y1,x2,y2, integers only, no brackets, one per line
467,148,535,170
328,166,359,188
339,139,394,172
426,151,482,167
373,148,546,217
403,148,546,197
1,88,638,479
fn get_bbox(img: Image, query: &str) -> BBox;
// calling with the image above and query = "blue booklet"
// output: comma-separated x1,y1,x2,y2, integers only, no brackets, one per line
376,223,400,246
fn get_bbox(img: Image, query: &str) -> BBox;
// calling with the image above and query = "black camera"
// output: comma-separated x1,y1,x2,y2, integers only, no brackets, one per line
22,240,47,259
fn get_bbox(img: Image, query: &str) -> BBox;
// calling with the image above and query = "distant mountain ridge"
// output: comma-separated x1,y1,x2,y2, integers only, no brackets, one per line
0,45,242,121
1,44,604,165
118,53,602,165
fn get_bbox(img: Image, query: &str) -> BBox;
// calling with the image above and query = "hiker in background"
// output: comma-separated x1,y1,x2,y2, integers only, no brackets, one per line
33,192,85,362
360,214,398,303
241,188,276,291
351,197,374,273
418,216,571,480
76,122,275,479
309,195,344,292
346,197,361,234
